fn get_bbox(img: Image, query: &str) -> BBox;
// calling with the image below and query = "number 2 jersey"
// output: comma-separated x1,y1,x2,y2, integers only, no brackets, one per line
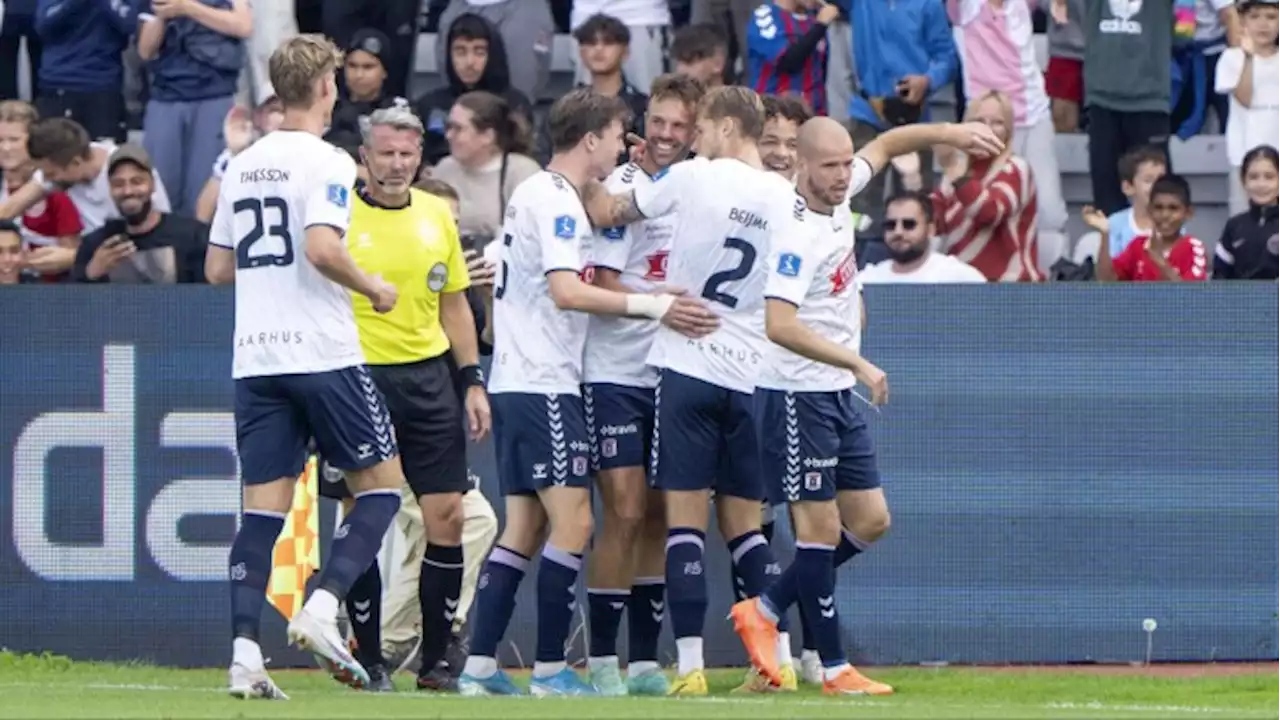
583,162,675,389
487,171,594,396
633,157,799,393
210,130,364,380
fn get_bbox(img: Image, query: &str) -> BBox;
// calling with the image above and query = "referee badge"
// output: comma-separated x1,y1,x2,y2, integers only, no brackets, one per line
427,262,448,292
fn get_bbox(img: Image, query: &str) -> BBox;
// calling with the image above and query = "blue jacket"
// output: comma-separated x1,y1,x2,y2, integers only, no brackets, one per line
146,0,243,102
831,0,957,129
35,0,135,92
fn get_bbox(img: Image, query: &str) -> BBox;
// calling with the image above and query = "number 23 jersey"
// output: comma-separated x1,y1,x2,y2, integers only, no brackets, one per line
633,157,800,393
210,130,364,379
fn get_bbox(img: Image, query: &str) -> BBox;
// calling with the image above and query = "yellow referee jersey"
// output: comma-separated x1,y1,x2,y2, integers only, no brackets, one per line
347,185,470,365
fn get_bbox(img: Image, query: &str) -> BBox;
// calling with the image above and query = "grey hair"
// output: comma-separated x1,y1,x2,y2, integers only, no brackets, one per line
359,98,424,145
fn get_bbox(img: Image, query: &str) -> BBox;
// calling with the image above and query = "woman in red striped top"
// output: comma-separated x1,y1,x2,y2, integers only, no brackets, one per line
931,90,1043,282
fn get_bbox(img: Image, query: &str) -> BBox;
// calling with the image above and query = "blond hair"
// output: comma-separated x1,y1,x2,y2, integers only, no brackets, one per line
0,100,38,127
698,86,765,141
963,90,1015,140
269,34,344,109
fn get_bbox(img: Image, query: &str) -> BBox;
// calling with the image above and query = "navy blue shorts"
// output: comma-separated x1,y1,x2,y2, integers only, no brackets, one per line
754,388,881,504
650,369,763,500
234,365,398,486
584,383,655,473
492,392,591,495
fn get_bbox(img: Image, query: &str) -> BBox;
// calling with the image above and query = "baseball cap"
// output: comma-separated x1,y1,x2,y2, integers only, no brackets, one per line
107,144,153,174
348,28,391,68
1238,0,1278,10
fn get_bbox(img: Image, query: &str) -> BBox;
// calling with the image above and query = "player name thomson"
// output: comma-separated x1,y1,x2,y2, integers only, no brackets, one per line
238,168,292,183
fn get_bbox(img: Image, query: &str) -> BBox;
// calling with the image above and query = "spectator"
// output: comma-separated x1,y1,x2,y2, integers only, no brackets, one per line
760,93,811,178
0,219,30,284
571,1,671,92
689,0,764,79
325,28,396,158
1042,0,1085,132
746,1,837,116
1171,0,1239,138
33,0,136,142
242,0,297,112
932,90,1042,282
949,0,1068,267
1087,174,1208,282
833,0,957,226
1072,0,1172,215
1,0,40,100
194,87,283,222
72,144,206,283
860,190,988,283
0,99,80,280
1215,144,1279,279
416,13,534,166
670,22,729,87
430,91,539,246
435,0,557,103
1215,0,1279,215
320,0,418,99
572,14,649,136
1090,146,1169,258
824,6,854,124
137,0,252,217
0,117,170,234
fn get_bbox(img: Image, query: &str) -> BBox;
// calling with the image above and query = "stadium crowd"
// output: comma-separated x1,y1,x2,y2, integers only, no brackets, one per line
0,0,1276,285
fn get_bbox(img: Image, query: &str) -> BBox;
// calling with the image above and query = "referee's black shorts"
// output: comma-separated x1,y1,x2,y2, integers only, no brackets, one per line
319,353,470,500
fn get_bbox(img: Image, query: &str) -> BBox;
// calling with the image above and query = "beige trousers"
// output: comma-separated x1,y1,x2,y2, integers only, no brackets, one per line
381,486,499,649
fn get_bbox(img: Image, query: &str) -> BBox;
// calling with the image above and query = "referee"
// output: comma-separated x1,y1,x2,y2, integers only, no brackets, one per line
319,102,492,692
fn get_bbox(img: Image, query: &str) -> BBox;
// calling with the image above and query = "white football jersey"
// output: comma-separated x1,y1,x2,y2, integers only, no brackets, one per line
487,171,593,396
583,163,674,388
759,159,876,392
210,130,364,380
635,157,799,393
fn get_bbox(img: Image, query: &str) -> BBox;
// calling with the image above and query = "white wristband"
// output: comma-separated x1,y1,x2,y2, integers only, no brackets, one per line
625,293,675,320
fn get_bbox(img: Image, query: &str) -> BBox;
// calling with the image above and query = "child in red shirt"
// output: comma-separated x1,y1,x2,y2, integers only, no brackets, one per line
1086,173,1208,282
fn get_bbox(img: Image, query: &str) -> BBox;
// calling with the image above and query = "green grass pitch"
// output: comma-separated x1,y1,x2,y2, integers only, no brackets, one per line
1,652,1275,719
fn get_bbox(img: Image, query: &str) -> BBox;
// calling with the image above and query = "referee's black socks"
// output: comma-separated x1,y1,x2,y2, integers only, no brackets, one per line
419,544,464,673
346,559,384,669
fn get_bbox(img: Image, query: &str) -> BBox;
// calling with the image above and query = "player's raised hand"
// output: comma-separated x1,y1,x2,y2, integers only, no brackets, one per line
944,122,1005,159
852,358,889,406
464,386,492,441
368,274,399,313
661,296,720,338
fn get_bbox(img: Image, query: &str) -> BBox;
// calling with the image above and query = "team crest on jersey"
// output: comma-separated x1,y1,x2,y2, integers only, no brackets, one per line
572,456,588,476
645,250,669,280
777,252,802,277
804,472,822,492
427,262,448,292
327,183,349,209
602,225,626,241
601,438,618,458
554,215,577,240
829,249,858,294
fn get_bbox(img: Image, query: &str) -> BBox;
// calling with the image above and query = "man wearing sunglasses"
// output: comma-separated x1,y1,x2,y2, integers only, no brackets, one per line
859,190,987,284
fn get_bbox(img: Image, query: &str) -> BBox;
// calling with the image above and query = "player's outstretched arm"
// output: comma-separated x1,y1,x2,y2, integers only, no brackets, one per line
547,270,719,337
582,184,647,229
855,122,1005,178
766,299,887,404
304,225,397,311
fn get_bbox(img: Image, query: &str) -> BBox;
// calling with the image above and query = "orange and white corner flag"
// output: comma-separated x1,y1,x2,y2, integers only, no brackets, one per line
266,456,320,621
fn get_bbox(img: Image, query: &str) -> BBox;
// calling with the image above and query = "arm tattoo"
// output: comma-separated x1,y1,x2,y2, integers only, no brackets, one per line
611,191,644,226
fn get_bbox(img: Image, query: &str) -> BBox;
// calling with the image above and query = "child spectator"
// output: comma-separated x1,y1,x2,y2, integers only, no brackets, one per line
572,14,649,135
1214,144,1279,279
670,23,729,88
0,219,30,284
1087,174,1209,282
1102,146,1170,258
1215,0,1279,215
746,1,837,116
571,0,671,92
0,99,81,281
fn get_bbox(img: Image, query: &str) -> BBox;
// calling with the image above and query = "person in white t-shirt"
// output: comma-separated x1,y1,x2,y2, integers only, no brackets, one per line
571,0,672,92
860,190,989,284
1215,0,1279,215
730,117,1002,697
458,87,716,699
0,117,171,235
206,35,404,701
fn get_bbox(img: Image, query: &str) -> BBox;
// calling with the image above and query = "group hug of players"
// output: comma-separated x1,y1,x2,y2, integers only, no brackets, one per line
215,35,1004,701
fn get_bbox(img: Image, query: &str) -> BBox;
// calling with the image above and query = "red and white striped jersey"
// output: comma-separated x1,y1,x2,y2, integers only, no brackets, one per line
932,155,1042,283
